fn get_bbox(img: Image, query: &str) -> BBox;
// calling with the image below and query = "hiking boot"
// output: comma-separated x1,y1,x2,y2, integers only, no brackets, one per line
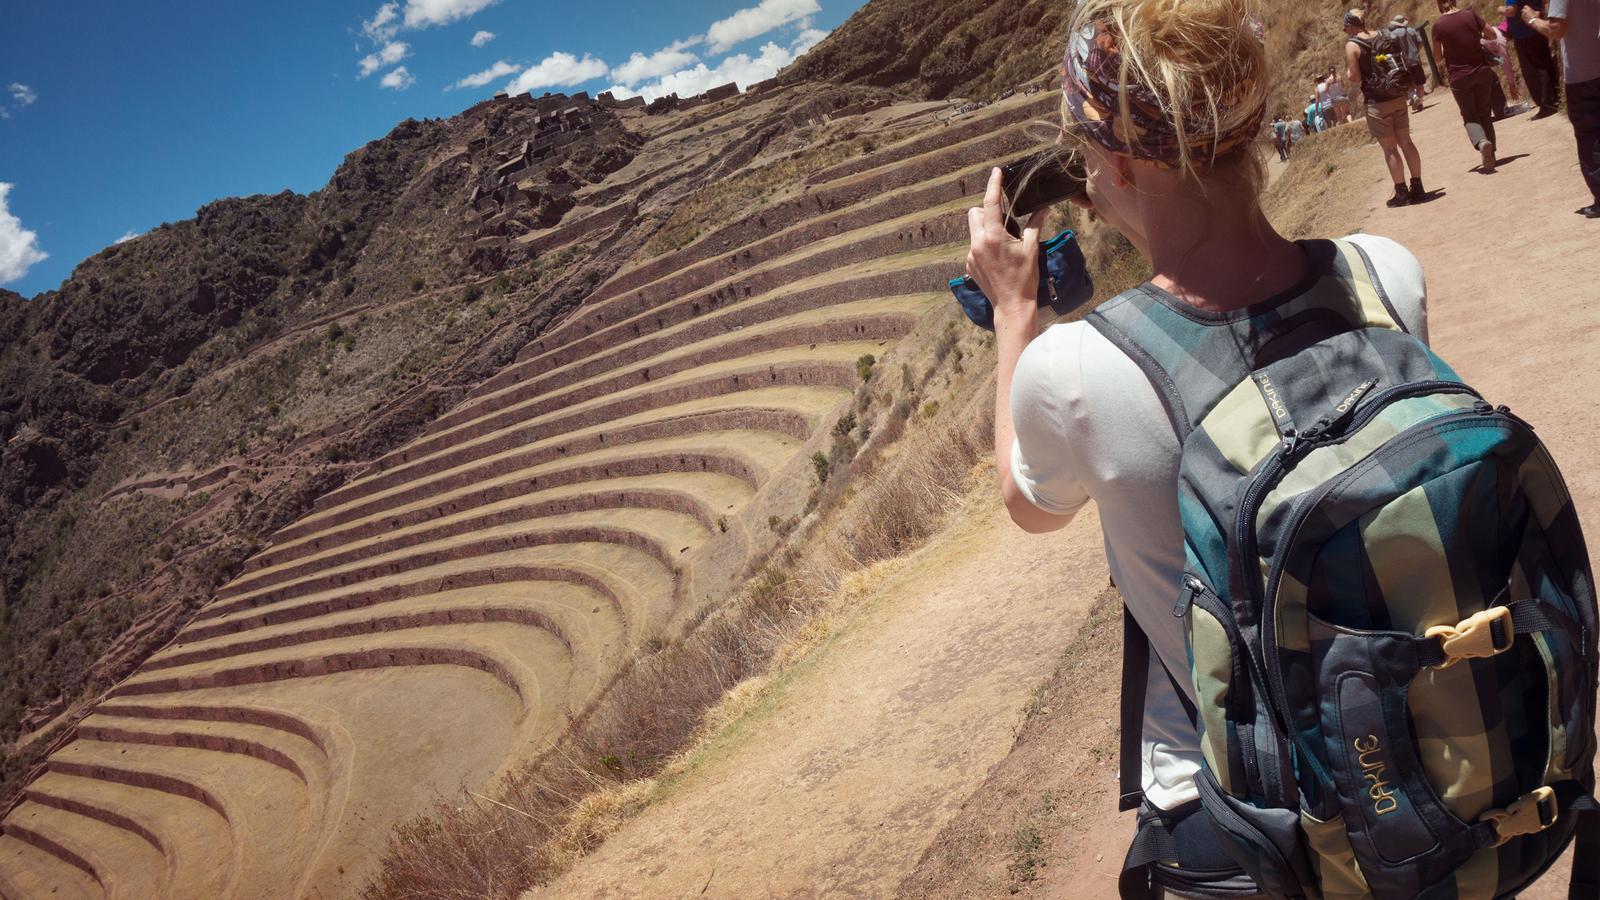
1532,107,1560,120
1409,179,1426,203
1387,185,1410,208
1479,140,1497,173
1579,205,1600,219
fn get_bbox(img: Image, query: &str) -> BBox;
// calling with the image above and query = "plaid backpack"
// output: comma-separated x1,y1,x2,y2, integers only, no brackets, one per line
1087,239,1599,899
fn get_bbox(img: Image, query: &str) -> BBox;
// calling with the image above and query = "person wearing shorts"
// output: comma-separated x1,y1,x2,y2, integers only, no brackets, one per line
1326,66,1353,123
1347,9,1427,205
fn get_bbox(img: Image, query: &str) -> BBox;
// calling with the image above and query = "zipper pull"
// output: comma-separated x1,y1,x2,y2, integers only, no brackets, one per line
1324,379,1380,434
1498,404,1534,430
1174,575,1203,617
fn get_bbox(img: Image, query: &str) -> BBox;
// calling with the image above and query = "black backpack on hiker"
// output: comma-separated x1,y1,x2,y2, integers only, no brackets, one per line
1351,31,1411,102
1092,240,1600,899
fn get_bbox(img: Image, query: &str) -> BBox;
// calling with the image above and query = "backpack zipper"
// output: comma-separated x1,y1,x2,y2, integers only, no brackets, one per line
1233,380,1480,731
1257,406,1515,785
1180,575,1257,719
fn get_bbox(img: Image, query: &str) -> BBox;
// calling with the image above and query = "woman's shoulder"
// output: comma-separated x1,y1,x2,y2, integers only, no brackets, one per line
1015,319,1147,400
1339,233,1423,279
1337,233,1429,334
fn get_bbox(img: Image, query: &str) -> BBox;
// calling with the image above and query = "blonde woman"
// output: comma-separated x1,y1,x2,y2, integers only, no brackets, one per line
967,0,1427,894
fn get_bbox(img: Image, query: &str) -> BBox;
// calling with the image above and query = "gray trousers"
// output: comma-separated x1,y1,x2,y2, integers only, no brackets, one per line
1450,68,1499,150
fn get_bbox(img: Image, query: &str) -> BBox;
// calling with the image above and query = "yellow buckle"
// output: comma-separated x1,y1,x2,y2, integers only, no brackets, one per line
1425,606,1514,669
1480,786,1558,847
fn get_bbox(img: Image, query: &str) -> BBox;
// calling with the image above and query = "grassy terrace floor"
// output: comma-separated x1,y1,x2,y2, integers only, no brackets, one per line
0,86,1048,897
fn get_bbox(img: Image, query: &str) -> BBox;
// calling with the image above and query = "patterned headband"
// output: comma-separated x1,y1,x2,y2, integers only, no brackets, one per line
1060,17,1266,170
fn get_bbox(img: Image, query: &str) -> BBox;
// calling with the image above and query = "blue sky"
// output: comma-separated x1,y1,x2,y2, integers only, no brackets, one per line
0,0,863,297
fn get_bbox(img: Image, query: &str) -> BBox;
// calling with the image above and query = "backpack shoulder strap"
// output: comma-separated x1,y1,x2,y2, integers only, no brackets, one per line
1085,239,1405,439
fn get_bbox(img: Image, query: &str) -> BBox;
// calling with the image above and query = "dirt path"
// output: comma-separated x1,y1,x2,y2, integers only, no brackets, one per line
533,99,1599,899
527,489,1112,898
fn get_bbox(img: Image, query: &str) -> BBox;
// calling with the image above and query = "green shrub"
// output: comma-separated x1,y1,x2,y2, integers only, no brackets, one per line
326,321,345,343
811,450,830,484
462,283,484,303
411,276,426,292
716,516,729,533
855,353,876,382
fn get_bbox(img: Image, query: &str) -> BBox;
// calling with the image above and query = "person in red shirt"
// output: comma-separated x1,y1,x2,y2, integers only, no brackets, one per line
1432,0,1505,172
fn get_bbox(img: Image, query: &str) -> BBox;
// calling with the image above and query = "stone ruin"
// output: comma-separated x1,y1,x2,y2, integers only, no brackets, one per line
643,81,744,116
457,91,633,268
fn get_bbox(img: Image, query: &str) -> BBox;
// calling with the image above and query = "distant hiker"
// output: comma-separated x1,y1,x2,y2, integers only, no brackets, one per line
1303,95,1326,132
1286,112,1306,149
1505,0,1562,116
1346,9,1427,205
1324,66,1353,123
1485,29,1516,119
1271,115,1289,160
1389,14,1431,111
1492,18,1526,108
1432,0,1505,172
1523,0,1600,217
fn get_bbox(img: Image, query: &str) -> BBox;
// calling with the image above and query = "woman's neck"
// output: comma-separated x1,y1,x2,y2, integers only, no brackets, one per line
1144,204,1307,313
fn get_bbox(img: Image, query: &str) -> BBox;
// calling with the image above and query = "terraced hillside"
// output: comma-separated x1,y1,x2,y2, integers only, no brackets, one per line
0,85,1063,897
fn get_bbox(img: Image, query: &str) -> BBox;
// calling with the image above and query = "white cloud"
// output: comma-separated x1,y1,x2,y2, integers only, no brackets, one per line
114,231,142,245
358,41,411,78
504,52,609,95
362,3,400,42
621,28,826,103
8,83,37,107
453,60,520,89
0,184,48,285
611,46,702,86
471,30,496,47
403,0,499,29
626,41,780,103
380,66,417,90
705,0,820,54
791,27,828,55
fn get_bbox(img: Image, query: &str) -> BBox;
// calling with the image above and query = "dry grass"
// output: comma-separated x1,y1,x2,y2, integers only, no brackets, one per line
1263,121,1377,238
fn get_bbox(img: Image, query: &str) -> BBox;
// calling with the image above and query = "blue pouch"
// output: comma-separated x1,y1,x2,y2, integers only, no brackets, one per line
949,229,1095,331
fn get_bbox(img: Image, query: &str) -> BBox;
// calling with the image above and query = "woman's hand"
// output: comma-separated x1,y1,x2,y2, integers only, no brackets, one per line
966,167,1049,323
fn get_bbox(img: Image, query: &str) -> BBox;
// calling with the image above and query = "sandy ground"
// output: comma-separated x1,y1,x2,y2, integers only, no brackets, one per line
536,97,1600,899
528,490,1112,898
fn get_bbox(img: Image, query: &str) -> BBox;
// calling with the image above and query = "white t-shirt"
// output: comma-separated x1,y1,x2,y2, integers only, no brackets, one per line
1009,233,1428,810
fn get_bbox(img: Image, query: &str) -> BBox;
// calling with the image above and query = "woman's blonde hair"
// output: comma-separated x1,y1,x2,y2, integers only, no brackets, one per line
1062,0,1270,191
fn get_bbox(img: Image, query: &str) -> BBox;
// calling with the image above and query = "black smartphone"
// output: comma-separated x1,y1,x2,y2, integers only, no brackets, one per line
1000,151,1087,236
